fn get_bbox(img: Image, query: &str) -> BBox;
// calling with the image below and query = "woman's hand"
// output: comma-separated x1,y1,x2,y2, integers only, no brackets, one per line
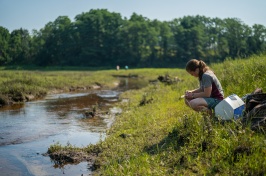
185,91,194,99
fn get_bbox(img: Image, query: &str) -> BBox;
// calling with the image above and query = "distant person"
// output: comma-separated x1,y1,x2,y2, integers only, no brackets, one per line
184,59,224,115
116,65,120,71
125,65,128,70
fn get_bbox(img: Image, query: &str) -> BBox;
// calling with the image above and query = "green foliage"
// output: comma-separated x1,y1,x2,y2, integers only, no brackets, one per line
1,10,266,67
0,27,11,65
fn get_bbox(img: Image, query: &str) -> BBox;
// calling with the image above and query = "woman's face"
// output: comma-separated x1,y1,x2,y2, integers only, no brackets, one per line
188,68,199,77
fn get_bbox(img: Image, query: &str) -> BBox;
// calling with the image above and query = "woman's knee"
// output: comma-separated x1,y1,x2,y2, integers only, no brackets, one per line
189,99,208,111
189,101,198,110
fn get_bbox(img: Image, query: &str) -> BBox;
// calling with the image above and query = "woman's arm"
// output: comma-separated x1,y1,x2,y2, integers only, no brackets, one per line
193,86,212,98
192,88,202,93
186,87,201,93
186,86,212,99
185,87,201,99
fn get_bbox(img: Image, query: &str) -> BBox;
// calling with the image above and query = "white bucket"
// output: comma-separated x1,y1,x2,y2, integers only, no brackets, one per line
214,94,245,120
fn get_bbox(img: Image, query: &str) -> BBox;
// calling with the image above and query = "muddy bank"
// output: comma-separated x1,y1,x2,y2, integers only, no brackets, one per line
0,73,179,107
0,82,105,108
43,148,98,170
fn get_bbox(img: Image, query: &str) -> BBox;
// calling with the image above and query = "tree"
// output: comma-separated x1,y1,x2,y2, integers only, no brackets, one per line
170,16,207,64
118,13,163,67
211,18,229,61
0,27,11,65
74,9,124,66
9,28,31,65
36,16,72,66
247,24,266,55
96,10,124,66
1,9,266,68
158,21,173,63
224,18,251,58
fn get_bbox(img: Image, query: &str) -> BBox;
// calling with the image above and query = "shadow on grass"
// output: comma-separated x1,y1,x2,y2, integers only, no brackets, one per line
143,115,214,168
144,126,189,155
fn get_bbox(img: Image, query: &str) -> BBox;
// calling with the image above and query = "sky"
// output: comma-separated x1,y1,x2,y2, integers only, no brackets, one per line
1,0,266,33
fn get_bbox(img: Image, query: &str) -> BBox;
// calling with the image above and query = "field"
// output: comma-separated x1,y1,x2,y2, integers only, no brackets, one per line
1,55,266,175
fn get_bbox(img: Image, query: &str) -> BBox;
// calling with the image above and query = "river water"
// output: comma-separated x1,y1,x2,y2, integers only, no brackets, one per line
0,77,148,176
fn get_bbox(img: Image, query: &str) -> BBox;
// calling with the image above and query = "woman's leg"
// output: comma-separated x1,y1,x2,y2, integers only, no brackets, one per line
188,98,212,115
184,97,192,107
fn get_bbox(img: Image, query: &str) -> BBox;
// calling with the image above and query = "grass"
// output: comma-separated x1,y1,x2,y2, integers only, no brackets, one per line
0,66,183,105
88,54,266,175
1,55,266,175
0,69,121,104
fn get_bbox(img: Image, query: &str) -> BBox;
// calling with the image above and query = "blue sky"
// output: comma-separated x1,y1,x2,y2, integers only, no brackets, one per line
1,0,266,33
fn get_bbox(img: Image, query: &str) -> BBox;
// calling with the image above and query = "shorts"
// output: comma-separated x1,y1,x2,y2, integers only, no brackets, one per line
203,98,222,109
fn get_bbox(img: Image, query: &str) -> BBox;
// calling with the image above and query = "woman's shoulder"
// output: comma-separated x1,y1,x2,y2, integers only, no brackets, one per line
203,70,214,76
204,70,220,80
203,70,217,79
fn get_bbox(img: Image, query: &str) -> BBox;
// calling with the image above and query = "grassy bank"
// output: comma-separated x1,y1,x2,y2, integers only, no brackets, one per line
0,66,182,106
86,55,265,175
0,69,130,106
2,55,266,175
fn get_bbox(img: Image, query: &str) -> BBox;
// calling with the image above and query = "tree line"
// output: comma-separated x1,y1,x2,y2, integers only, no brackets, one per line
1,9,266,68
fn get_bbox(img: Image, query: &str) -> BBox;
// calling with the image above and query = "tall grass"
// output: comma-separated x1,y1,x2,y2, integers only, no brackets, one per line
89,55,266,176
213,55,266,96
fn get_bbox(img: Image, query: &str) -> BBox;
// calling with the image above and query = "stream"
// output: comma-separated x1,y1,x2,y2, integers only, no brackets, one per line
0,77,148,176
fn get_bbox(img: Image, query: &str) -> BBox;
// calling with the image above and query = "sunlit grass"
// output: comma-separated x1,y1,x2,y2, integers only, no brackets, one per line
91,54,266,175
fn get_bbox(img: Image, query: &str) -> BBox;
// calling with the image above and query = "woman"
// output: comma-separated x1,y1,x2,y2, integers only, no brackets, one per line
184,59,224,115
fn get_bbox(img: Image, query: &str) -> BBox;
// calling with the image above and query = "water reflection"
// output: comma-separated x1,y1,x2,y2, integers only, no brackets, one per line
0,103,25,114
45,93,109,115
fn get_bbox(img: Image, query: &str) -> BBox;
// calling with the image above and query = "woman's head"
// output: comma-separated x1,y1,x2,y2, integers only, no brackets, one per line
185,59,209,80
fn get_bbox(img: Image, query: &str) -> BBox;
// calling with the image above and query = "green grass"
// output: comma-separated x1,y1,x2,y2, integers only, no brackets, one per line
0,69,119,103
88,55,266,175
2,55,266,175
0,67,184,105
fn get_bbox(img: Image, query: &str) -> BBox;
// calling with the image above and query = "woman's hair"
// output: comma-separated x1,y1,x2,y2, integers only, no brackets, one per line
185,59,210,80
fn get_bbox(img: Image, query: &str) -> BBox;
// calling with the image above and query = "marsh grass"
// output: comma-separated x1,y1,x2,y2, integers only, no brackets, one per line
0,69,119,103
